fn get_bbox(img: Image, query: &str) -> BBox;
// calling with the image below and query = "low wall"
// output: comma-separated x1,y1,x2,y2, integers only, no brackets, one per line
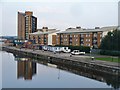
2,46,120,76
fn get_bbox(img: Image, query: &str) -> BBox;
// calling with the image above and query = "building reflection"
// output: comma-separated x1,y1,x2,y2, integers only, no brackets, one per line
13,54,120,89
15,55,37,80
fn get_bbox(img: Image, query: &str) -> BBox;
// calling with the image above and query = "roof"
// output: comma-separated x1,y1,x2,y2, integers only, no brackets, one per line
29,29,60,35
57,26,117,34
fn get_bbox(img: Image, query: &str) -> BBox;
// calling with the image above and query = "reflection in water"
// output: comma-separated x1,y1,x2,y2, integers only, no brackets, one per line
15,56,37,80
58,69,60,80
13,54,120,89
57,64,120,89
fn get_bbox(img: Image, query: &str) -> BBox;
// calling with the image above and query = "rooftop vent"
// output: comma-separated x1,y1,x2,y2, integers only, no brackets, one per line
95,27,100,29
67,27,72,29
76,26,81,29
42,27,48,29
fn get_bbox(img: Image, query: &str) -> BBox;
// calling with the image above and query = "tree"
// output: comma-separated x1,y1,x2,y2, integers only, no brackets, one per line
100,29,120,51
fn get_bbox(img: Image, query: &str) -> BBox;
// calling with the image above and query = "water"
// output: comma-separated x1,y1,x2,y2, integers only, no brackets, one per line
1,51,120,89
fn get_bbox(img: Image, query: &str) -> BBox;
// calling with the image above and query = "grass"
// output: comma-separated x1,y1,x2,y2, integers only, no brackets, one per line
95,57,120,63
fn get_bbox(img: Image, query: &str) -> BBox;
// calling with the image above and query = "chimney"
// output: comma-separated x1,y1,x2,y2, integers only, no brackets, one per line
76,26,81,29
42,27,48,32
95,27,100,29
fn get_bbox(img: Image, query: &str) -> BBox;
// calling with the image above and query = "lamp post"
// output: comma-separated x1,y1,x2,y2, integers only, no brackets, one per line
117,26,119,63
111,33,113,62
90,46,94,60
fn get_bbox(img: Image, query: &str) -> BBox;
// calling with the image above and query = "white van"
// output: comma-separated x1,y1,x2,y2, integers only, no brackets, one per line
42,45,48,51
61,47,71,53
71,50,85,55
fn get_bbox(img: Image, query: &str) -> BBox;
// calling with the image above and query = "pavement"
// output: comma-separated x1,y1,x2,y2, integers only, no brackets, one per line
3,46,120,69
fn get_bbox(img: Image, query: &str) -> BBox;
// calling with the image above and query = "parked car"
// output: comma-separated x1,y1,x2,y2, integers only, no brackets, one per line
71,50,85,55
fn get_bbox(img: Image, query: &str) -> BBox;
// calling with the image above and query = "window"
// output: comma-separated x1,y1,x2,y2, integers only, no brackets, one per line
86,44,90,46
70,43,72,45
86,39,90,42
81,43,84,46
64,39,67,41
81,39,84,41
70,39,72,41
88,44,90,46
86,34,90,37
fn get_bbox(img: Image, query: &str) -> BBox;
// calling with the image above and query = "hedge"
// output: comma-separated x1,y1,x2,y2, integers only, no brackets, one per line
100,50,120,56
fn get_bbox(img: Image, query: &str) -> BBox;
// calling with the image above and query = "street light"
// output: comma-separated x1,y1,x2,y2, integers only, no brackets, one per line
90,46,94,60
111,33,113,62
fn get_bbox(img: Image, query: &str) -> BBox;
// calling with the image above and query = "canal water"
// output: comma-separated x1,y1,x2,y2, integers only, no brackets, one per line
1,51,120,89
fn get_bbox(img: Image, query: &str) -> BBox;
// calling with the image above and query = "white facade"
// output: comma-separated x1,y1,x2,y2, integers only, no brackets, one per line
102,29,114,37
48,33,57,45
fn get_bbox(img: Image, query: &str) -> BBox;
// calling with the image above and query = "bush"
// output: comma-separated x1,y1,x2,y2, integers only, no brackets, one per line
55,45,90,53
100,50,120,56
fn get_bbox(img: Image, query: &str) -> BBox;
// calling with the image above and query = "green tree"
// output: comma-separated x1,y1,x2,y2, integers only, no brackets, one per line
100,29,120,51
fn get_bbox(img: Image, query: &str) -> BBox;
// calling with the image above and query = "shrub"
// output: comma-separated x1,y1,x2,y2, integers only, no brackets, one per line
100,50,120,56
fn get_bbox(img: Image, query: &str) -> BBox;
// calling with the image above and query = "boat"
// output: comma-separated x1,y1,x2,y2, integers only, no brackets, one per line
47,63,57,68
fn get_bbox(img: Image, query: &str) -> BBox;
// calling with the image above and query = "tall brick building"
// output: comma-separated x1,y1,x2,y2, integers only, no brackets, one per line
18,11,37,40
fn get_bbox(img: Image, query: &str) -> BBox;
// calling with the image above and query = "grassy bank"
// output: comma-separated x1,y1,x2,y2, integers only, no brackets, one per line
95,57,120,63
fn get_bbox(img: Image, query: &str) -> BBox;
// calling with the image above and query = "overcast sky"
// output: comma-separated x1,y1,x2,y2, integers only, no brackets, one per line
0,0,119,36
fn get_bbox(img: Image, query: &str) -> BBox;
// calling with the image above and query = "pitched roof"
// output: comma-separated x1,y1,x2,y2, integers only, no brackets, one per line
29,29,60,35
57,26,117,34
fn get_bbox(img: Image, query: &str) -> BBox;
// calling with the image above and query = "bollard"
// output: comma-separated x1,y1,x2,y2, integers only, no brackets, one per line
70,54,72,57
91,57,94,60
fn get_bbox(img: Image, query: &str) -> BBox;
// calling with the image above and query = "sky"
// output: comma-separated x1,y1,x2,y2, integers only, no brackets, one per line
0,0,119,36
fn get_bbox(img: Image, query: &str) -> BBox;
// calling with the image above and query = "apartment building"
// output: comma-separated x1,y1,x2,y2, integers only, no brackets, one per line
29,27,59,46
56,26,117,48
18,11,37,40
